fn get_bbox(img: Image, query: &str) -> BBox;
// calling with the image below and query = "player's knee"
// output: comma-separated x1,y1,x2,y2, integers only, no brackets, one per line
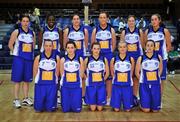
141,108,150,113
114,108,120,112
90,105,96,111
97,106,103,111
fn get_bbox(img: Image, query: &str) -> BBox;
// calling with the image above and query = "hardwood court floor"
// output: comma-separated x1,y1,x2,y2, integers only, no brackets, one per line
0,70,179,122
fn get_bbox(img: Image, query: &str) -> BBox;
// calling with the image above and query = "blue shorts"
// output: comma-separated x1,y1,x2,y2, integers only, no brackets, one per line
161,60,167,80
110,85,133,110
11,56,33,82
139,83,161,111
102,52,113,80
61,86,82,113
85,85,106,106
34,84,57,112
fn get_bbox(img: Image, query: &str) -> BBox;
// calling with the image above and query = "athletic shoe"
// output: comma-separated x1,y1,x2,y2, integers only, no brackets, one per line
132,95,139,108
13,99,21,108
22,97,33,106
82,97,87,106
106,98,111,106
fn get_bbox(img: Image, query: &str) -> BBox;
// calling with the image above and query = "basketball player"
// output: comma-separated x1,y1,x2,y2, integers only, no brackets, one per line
121,15,144,106
63,14,88,101
135,40,163,112
91,11,116,105
110,41,135,112
8,15,36,108
33,39,60,112
60,41,84,113
84,42,109,111
144,14,171,94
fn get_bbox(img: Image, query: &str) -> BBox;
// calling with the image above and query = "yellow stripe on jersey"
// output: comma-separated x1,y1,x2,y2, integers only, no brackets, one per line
127,44,137,52
155,42,160,51
66,73,77,82
92,73,102,82
53,41,57,49
117,73,128,82
75,41,81,49
42,71,53,80
22,43,32,52
146,71,157,81
100,40,109,49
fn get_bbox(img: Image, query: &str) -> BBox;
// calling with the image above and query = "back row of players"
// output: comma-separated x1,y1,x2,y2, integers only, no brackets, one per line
8,11,171,113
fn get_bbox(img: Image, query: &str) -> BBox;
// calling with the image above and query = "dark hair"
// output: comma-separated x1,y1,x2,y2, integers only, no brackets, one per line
71,13,80,20
99,11,109,18
20,15,30,21
151,13,161,21
43,39,53,44
91,42,101,49
46,14,55,22
127,15,136,21
66,40,76,48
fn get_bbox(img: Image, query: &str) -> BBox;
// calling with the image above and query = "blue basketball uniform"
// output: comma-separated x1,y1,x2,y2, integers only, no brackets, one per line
68,25,86,58
147,26,167,80
85,56,107,106
95,24,114,79
60,54,82,112
110,54,133,110
34,51,58,112
125,27,143,61
139,53,161,111
11,27,34,82
41,26,61,54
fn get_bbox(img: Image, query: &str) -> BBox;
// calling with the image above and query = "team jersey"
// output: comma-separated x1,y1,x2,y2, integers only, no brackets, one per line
125,27,143,58
40,26,60,52
60,54,82,88
68,25,86,56
34,51,58,85
85,55,106,86
13,27,34,60
139,53,161,84
147,26,167,60
95,24,113,53
112,54,133,86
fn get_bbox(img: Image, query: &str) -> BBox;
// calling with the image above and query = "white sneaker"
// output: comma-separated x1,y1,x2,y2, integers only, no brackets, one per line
13,99,21,108
22,97,33,106
106,98,110,106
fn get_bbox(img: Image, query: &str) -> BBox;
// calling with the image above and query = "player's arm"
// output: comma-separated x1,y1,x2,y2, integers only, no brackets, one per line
158,55,163,76
33,31,36,48
135,56,142,80
130,57,135,77
111,27,116,52
33,55,40,78
104,57,110,80
144,29,148,49
164,28,172,52
110,58,115,78
60,57,65,76
79,57,84,79
120,30,125,41
38,29,43,50
58,29,63,50
63,28,69,49
84,28,89,49
8,29,18,51
56,55,60,77
91,28,96,46
139,29,144,49
83,57,88,79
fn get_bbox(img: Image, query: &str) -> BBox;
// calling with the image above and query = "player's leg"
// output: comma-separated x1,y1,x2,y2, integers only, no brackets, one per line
97,85,106,111
110,85,121,112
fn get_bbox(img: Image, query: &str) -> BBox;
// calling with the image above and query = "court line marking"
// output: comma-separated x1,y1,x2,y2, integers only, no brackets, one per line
168,80,180,94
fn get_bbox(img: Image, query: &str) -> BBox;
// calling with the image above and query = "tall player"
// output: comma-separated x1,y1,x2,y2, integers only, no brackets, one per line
63,14,88,101
91,11,116,105
121,15,144,106
8,15,36,108
33,39,60,112
136,40,163,112
60,41,84,113
144,14,171,94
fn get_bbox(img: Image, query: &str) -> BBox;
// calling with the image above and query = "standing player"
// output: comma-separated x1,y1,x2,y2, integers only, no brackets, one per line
121,15,144,106
60,41,84,113
8,15,36,108
33,39,60,112
39,15,63,55
84,42,109,111
110,41,134,112
135,40,163,112
63,14,88,100
91,11,116,104
144,14,171,94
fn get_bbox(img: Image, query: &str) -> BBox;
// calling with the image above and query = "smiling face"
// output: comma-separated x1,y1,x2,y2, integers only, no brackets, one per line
118,42,127,54
66,43,76,55
151,14,161,28
47,15,55,28
127,16,135,28
99,12,108,26
146,41,155,53
44,40,53,53
72,15,80,27
91,44,101,56
21,17,30,28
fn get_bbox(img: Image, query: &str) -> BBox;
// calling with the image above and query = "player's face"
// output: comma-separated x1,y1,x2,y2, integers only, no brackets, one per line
21,17,29,28
99,13,108,25
128,17,135,28
72,15,80,26
151,15,160,27
47,16,55,28
44,41,53,53
92,44,100,56
146,41,155,53
118,43,127,54
66,44,76,55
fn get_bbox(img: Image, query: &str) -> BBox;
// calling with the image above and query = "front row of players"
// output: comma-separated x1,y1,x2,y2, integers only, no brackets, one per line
33,39,162,113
